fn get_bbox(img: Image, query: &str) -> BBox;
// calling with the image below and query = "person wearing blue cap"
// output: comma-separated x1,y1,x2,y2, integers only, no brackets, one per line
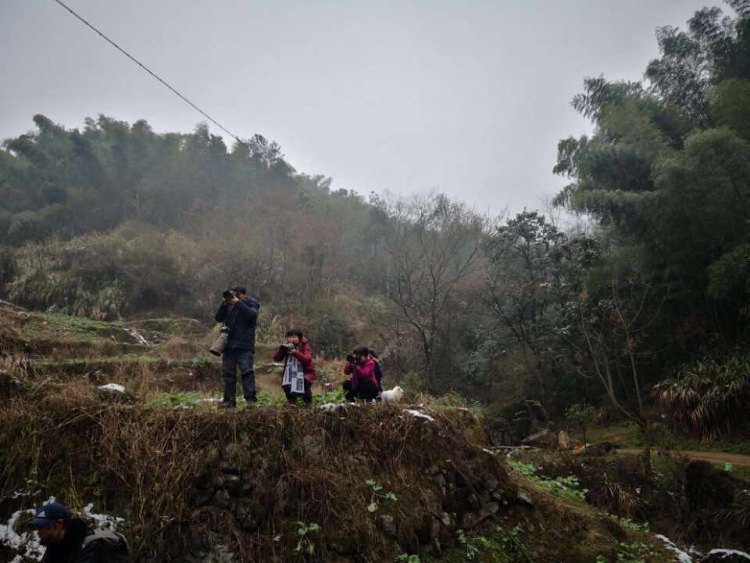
30,500,130,562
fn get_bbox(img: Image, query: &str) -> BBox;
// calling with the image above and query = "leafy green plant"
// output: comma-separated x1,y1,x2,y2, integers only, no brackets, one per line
495,526,527,561
294,521,320,556
456,529,485,560
254,389,286,407
608,514,649,533
395,554,420,563
506,459,587,503
190,356,212,367
596,540,656,562
505,459,537,476
365,479,397,512
548,475,587,503
313,387,346,404
455,526,528,562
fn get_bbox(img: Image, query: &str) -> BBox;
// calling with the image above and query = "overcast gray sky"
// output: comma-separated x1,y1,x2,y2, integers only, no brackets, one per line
1,0,717,216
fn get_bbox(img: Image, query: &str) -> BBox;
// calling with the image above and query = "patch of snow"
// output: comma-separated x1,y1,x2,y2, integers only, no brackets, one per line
318,403,348,411
403,409,434,422
655,534,693,563
0,497,52,563
124,327,149,346
97,383,126,393
81,503,123,530
9,488,41,500
0,498,126,561
0,509,43,560
706,549,750,560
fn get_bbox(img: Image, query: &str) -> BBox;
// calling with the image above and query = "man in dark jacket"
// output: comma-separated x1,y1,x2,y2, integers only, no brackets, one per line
214,285,260,408
31,501,130,562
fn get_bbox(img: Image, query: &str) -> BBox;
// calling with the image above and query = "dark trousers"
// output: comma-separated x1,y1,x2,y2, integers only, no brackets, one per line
283,380,312,405
343,379,379,402
221,348,255,404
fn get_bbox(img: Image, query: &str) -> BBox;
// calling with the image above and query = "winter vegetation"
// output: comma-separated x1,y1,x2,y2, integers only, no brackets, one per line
2,1,750,561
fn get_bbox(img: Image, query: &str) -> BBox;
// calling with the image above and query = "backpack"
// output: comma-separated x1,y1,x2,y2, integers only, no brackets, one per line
373,360,383,390
81,529,131,562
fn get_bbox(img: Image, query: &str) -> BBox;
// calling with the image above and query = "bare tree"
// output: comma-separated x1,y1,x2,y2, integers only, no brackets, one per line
575,276,660,473
381,193,486,390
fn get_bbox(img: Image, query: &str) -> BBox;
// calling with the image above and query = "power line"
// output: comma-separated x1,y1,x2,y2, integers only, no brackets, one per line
53,0,244,144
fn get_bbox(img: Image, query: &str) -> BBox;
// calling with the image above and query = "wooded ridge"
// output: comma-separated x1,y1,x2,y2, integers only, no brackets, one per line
1,1,750,442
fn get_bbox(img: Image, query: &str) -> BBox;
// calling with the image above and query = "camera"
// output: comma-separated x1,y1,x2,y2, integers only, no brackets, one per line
209,332,229,356
346,353,355,363
219,325,231,334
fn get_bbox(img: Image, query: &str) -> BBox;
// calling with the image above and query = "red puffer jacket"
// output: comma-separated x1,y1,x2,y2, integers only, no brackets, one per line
273,337,317,382
343,358,377,391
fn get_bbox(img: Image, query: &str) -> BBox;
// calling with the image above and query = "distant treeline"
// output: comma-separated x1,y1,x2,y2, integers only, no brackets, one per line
2,2,750,439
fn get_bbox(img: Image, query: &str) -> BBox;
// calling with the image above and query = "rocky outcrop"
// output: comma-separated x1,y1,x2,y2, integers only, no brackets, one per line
185,418,517,559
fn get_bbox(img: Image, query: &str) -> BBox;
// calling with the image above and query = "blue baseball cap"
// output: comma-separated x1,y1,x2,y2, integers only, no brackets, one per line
30,501,70,528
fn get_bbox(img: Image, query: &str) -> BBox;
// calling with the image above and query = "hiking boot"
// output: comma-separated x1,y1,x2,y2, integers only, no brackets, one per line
245,399,256,407
218,401,236,409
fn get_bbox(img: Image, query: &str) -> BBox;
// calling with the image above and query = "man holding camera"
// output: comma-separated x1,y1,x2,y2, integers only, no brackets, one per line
214,286,260,408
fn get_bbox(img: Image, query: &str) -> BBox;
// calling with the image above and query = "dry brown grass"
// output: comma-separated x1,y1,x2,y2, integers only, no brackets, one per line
128,359,154,398
44,337,122,360
158,336,200,361
654,357,750,441
0,391,520,562
4,354,35,380
0,374,676,562
594,478,643,518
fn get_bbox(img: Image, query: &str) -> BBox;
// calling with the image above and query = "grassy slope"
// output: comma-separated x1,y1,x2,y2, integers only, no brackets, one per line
0,304,677,562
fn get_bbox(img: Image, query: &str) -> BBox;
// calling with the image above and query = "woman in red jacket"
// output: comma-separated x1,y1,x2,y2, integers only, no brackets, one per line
343,345,379,402
274,328,316,405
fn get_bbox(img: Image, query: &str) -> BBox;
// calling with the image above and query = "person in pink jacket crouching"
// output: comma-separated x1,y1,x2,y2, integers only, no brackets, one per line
343,345,379,402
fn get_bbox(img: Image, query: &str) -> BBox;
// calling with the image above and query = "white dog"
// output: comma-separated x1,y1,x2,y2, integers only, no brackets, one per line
379,386,404,404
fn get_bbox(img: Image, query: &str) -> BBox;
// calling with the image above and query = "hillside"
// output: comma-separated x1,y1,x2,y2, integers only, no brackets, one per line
0,302,683,562
2,3,750,461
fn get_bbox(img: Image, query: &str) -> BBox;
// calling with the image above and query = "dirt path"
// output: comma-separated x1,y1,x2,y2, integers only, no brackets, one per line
618,448,750,467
